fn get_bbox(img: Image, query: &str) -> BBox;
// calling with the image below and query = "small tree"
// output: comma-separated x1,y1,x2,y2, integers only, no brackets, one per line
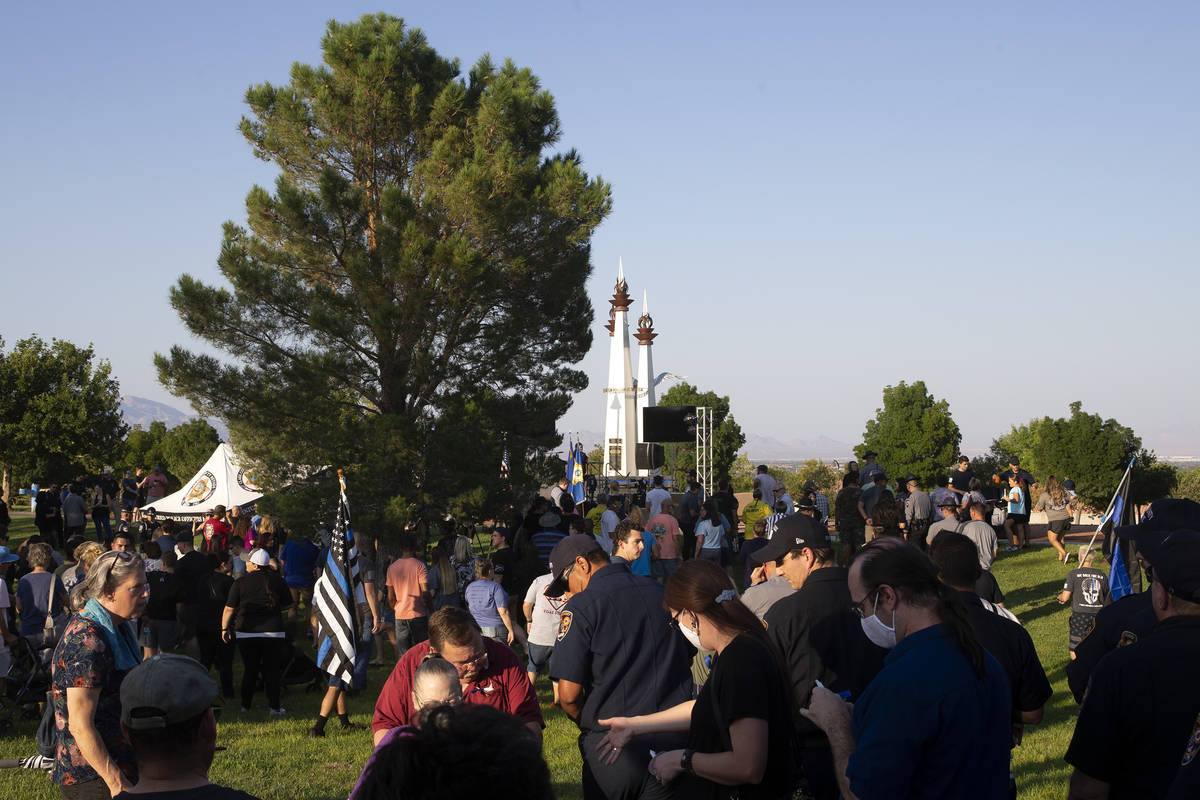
658,382,746,485
158,419,221,483
0,336,127,503
787,459,841,502
855,381,961,486
1176,467,1200,504
985,402,1173,509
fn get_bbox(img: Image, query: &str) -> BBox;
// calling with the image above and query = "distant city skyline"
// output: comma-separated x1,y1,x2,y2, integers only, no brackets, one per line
5,3,1198,458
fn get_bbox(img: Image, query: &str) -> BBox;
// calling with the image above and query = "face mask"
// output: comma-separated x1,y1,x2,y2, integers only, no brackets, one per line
859,591,897,649
678,615,703,650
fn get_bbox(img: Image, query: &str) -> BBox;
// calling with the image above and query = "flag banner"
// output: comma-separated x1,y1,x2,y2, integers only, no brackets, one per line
569,442,586,503
500,441,511,481
1099,459,1136,601
312,471,360,685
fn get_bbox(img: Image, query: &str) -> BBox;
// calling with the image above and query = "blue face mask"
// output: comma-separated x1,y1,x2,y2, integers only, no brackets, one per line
859,591,897,649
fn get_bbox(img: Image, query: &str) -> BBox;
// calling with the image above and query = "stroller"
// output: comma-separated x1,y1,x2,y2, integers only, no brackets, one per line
0,637,53,733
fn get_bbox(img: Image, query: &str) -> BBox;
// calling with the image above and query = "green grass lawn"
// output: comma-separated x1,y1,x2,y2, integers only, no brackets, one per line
0,517,1079,799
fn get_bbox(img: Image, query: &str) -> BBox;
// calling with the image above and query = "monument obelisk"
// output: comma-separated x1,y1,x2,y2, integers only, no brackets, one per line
602,260,638,477
634,291,658,477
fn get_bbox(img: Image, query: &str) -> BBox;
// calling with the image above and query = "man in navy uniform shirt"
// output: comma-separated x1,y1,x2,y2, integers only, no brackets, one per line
1066,530,1200,799
548,535,693,800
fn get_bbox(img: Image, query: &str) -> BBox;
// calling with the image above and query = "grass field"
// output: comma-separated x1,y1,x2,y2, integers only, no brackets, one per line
0,517,1082,799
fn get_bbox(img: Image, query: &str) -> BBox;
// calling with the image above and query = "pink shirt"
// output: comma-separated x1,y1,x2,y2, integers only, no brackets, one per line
647,513,682,559
386,557,428,620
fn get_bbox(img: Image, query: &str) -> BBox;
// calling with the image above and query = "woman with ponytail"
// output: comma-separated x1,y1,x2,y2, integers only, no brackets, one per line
801,540,1012,800
596,559,796,799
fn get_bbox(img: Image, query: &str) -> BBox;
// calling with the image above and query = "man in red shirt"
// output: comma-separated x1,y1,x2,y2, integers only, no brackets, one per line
371,607,543,745
200,506,232,555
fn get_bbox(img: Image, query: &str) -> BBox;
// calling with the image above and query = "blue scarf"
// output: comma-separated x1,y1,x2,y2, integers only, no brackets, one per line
78,598,142,671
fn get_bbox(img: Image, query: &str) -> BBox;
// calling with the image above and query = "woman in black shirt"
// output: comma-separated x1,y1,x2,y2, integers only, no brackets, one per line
597,559,796,800
221,548,293,714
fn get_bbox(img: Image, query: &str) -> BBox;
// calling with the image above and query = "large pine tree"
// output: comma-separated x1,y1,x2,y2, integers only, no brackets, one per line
156,14,611,529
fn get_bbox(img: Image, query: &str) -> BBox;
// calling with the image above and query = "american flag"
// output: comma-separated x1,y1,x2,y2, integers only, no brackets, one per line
500,441,511,480
312,470,360,686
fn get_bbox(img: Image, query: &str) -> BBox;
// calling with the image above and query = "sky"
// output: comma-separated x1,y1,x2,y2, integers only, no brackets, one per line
3,2,1198,456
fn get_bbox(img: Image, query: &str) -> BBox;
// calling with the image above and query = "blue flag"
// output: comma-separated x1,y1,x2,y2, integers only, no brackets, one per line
1100,459,1135,601
569,442,586,504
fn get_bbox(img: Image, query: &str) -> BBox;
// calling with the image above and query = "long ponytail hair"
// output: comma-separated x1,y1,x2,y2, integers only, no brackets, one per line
856,541,986,677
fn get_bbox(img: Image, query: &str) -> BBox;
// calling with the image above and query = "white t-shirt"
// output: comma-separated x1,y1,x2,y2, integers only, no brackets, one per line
598,509,620,553
523,574,569,647
645,487,671,519
754,473,776,503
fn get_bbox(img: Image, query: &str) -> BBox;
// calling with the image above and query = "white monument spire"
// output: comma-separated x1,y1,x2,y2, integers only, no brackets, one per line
634,290,658,476
603,261,637,477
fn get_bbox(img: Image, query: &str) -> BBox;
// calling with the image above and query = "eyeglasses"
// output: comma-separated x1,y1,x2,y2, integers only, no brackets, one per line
667,609,689,631
450,650,488,675
850,589,882,619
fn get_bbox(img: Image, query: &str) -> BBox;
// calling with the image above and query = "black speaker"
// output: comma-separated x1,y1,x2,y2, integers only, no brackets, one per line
642,406,697,442
635,443,665,470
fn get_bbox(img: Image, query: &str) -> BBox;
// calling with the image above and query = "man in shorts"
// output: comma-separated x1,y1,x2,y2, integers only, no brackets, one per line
523,571,568,704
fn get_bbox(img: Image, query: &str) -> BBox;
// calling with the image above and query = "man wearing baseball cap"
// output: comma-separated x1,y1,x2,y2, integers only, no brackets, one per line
760,516,885,800
1066,529,1200,800
925,497,963,546
1066,498,1200,703
547,535,692,800
116,653,260,799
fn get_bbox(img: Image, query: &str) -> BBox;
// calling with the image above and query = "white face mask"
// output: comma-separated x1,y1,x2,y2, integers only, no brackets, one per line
677,613,703,650
679,624,703,650
859,591,897,649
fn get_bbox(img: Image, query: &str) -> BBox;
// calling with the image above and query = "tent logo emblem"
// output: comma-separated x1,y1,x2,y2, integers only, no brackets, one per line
237,469,260,492
184,471,217,506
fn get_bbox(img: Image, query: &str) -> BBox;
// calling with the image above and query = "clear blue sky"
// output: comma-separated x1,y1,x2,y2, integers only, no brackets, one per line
3,2,1198,455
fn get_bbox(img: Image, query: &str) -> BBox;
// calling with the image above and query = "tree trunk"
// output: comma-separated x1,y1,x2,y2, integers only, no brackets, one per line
1,464,10,508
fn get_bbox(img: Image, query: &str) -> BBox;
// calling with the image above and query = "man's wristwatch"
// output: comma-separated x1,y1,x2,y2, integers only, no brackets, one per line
680,749,695,775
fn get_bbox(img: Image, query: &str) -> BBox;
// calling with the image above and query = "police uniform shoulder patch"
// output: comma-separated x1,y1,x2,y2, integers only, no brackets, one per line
557,610,573,642
1182,712,1200,766
1117,630,1138,648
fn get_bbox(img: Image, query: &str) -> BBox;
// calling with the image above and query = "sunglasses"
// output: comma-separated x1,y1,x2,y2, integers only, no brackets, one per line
97,549,136,583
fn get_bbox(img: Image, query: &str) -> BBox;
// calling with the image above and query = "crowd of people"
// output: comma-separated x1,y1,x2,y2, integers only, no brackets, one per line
7,460,1200,800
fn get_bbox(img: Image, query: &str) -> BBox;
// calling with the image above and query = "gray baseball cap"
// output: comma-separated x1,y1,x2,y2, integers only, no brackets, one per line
121,654,217,730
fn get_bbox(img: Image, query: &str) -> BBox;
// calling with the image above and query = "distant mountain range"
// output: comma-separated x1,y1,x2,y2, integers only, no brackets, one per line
559,429,854,462
739,433,853,462
120,396,229,439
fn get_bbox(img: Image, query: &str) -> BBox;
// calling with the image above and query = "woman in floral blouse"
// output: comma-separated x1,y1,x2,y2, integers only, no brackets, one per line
51,549,147,798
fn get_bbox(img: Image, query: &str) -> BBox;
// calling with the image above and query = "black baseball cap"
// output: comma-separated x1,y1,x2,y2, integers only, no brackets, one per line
864,450,877,458
1139,530,1200,601
1115,499,1200,545
752,514,830,564
544,534,602,598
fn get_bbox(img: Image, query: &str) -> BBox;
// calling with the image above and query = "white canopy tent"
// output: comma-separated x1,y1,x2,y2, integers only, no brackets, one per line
143,443,264,521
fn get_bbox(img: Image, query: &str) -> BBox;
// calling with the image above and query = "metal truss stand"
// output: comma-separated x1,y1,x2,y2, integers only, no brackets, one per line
695,406,714,497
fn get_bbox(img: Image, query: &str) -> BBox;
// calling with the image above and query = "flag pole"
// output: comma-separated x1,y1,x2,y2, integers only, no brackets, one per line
1081,457,1135,557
